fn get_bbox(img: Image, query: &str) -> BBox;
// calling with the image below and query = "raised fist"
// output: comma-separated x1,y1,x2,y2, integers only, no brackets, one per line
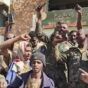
75,4,82,14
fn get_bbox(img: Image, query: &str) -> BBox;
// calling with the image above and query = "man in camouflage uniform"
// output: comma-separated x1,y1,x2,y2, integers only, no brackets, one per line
45,31,69,88
66,47,82,88
45,47,68,88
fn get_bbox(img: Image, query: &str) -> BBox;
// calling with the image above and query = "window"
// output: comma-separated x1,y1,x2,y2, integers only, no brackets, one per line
0,3,8,27
48,0,88,11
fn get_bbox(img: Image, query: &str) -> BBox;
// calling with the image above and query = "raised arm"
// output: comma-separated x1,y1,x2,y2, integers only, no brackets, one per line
35,3,46,33
0,34,30,49
80,68,88,84
75,4,82,30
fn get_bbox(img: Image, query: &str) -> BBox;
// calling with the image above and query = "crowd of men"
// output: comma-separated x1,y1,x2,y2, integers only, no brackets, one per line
0,3,88,88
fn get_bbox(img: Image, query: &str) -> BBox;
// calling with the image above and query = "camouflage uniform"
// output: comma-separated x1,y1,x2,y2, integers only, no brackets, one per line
45,41,70,88
78,49,88,88
66,48,82,88
45,53,67,88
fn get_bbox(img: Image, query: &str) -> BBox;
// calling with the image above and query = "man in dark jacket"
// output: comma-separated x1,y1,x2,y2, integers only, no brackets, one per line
7,52,55,88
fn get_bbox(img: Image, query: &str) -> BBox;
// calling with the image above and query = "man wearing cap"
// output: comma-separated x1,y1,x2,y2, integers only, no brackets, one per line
7,52,55,88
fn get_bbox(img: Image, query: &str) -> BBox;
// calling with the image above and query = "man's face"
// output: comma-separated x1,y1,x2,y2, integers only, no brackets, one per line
31,37,38,47
55,23,68,40
32,59,43,73
52,31,64,45
59,23,68,31
70,32,77,40
23,42,32,61
77,30,85,43
56,23,68,32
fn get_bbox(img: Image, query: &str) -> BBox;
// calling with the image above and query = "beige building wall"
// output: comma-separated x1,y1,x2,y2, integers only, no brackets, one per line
0,0,46,35
11,0,46,35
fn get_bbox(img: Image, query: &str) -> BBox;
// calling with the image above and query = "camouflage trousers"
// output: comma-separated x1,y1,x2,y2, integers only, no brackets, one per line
45,63,68,88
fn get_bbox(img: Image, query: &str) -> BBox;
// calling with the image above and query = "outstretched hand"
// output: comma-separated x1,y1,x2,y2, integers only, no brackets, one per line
19,34,31,41
79,68,88,84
